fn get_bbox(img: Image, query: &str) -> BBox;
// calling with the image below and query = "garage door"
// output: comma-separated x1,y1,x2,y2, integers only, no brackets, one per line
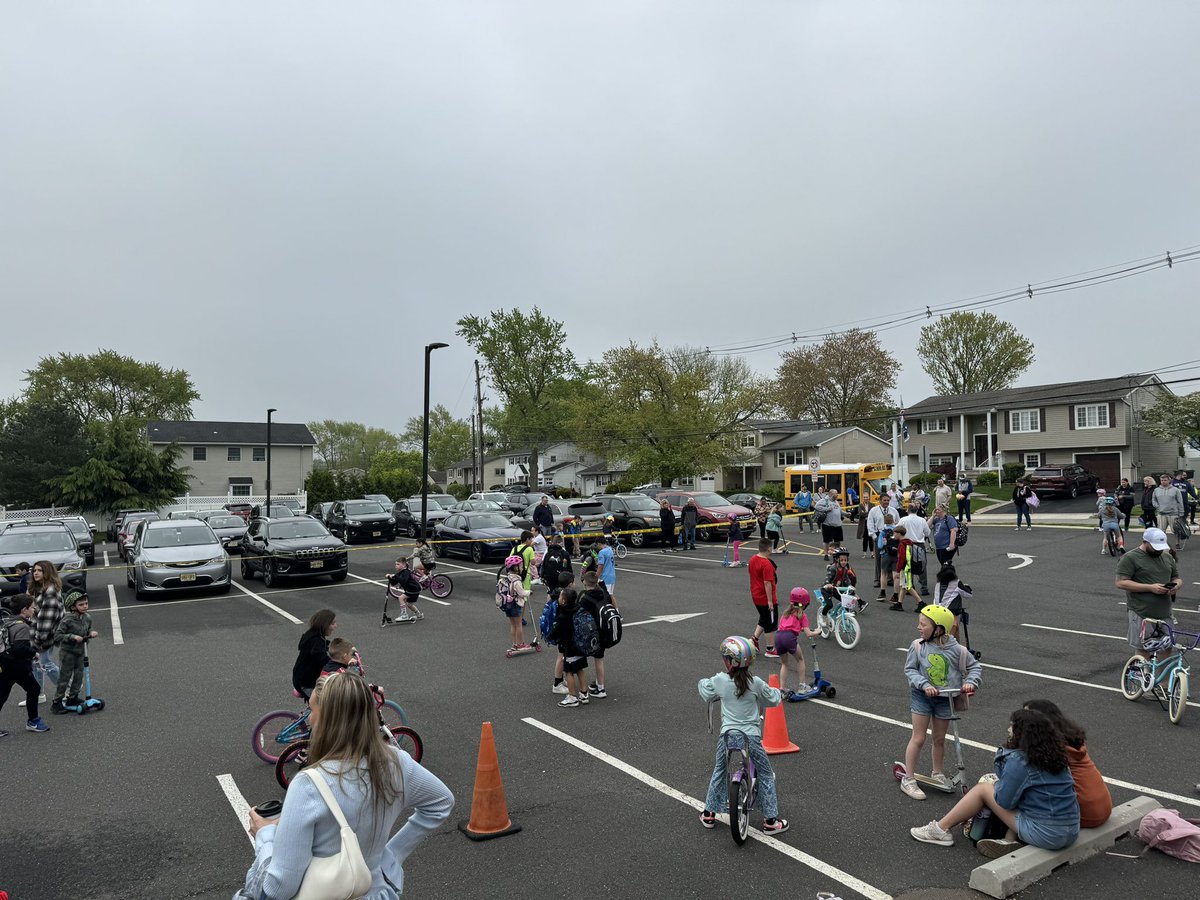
1076,453,1121,490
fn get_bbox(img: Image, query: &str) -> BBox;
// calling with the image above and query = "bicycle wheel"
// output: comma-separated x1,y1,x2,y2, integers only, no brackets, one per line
727,751,750,845
428,574,453,599
835,613,861,650
379,698,409,728
388,725,423,761
1120,656,1146,701
1106,531,1117,557
817,611,832,640
252,710,302,763
615,543,628,559
275,739,309,789
1168,669,1188,724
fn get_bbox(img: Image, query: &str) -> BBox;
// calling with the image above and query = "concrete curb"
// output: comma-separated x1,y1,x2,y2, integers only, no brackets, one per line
968,795,1158,899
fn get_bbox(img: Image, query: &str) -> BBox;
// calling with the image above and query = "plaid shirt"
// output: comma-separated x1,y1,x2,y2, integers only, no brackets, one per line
32,586,64,652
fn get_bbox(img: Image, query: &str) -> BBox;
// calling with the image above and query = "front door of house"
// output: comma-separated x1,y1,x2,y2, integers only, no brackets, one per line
973,434,998,468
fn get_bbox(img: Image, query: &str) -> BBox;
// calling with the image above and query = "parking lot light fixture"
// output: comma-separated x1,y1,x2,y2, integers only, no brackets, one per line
422,343,450,541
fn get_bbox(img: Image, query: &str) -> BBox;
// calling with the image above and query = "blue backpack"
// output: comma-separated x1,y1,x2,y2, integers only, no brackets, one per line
572,606,600,656
539,598,558,645
877,525,894,551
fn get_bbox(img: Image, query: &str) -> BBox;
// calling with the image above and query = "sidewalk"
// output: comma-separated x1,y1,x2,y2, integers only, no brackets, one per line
972,500,1097,526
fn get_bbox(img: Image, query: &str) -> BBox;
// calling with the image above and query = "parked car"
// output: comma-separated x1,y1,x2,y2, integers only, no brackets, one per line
203,514,250,552
239,517,348,587
433,512,524,564
273,497,304,515
426,493,457,508
166,510,203,519
469,491,513,507
725,492,764,510
251,503,298,519
362,493,393,508
504,493,534,515
511,499,606,536
108,508,149,543
392,497,452,538
655,490,754,542
126,519,231,600
633,483,665,498
1027,465,1099,499
451,499,511,517
325,500,396,543
59,515,97,565
505,483,529,493
0,520,88,596
592,494,666,547
118,511,161,560
308,501,335,524
224,502,254,522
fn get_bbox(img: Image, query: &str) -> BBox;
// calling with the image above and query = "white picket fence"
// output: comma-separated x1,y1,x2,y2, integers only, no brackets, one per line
1,492,307,526
1,505,81,522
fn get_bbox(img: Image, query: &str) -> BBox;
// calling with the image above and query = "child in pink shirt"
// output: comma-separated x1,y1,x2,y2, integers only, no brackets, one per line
777,587,821,698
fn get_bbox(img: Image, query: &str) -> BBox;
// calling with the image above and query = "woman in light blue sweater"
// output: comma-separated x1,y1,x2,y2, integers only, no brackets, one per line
237,672,454,899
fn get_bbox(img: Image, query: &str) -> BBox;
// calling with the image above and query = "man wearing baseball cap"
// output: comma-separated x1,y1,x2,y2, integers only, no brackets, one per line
1115,528,1182,662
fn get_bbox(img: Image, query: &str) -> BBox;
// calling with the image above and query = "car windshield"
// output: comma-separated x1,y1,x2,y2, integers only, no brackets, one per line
465,514,515,529
143,525,216,548
689,493,732,507
66,520,90,536
620,496,661,512
407,498,444,510
269,521,329,539
208,516,245,528
0,531,75,553
1033,469,1064,477
345,501,385,515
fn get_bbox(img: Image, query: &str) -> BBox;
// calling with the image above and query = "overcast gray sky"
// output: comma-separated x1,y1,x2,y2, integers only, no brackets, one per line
3,2,1197,431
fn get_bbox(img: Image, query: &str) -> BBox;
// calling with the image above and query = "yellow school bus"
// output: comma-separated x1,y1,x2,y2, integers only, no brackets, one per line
783,462,894,512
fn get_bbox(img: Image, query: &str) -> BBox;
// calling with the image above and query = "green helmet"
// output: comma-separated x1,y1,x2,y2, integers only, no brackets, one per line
65,591,87,609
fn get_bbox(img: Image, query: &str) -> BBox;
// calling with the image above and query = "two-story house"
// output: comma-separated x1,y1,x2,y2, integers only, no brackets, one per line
903,375,1179,487
147,420,315,497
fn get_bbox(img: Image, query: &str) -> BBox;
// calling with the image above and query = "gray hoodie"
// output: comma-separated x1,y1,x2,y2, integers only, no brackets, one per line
904,635,982,692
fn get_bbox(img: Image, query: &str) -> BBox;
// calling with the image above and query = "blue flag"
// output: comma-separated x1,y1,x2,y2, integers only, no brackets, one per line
899,410,909,442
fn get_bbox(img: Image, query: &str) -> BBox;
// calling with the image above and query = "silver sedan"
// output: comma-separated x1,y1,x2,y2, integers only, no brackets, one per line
126,520,231,600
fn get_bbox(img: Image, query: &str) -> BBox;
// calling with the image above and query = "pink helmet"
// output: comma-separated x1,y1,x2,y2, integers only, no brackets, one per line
789,587,811,608
503,555,523,570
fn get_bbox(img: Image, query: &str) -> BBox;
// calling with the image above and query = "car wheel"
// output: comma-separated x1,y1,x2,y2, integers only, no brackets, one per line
408,523,418,538
433,540,444,558
241,558,253,580
629,529,645,548
134,575,147,602
1070,485,1079,498
471,542,485,564
263,562,277,588
698,520,714,542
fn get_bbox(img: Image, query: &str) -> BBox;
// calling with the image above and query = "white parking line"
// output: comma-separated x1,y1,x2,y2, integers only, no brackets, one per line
216,774,254,845
102,550,110,567
347,572,452,606
804,699,1200,809
107,584,124,645
522,717,892,900
1021,623,1123,640
892,648,1200,709
233,581,303,624
614,566,674,578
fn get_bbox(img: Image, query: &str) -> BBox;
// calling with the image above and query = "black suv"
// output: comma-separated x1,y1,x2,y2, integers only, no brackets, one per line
61,516,96,566
0,520,88,596
594,493,668,547
325,500,396,543
392,497,451,538
238,517,348,587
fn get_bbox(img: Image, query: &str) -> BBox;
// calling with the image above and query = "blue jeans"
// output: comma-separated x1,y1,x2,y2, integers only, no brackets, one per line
1015,502,1031,527
34,649,59,691
957,498,971,521
682,523,696,547
704,732,778,819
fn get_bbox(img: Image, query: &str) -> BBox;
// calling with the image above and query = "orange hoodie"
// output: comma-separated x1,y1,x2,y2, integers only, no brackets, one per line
1067,744,1112,828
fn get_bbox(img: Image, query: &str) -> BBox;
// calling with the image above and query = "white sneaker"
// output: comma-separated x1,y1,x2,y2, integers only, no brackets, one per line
796,683,812,693
900,777,927,800
18,695,47,708
551,683,569,694
977,838,1022,858
558,695,580,708
909,820,952,846
929,772,954,790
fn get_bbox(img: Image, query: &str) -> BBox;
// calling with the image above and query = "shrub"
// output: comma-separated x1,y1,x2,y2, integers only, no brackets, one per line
976,471,999,486
759,481,784,502
446,481,471,501
908,471,938,488
1002,462,1026,483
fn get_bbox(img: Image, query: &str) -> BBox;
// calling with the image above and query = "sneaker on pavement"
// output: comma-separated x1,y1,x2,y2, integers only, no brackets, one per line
0,730,9,739
551,683,569,694
588,686,607,698
577,693,589,705
17,695,47,708
929,772,954,790
762,818,790,834
764,648,780,659
797,683,812,693
558,695,580,708
909,820,952,845
900,777,927,800
699,810,716,829
26,718,50,733
414,608,425,620
51,700,68,715
782,689,795,700
889,602,905,611
977,838,1022,859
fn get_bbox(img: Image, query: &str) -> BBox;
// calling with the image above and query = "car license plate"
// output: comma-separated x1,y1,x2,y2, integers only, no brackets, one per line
372,531,381,537
310,560,324,569
180,573,196,582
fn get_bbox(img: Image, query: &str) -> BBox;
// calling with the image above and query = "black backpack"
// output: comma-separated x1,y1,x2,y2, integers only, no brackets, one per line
572,606,601,656
954,522,969,548
598,603,623,649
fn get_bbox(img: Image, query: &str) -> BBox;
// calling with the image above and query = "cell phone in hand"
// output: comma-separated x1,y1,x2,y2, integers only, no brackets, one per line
254,799,283,818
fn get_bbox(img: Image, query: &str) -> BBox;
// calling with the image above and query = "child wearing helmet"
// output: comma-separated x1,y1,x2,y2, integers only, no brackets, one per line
1098,496,1124,554
776,588,822,698
898,605,982,800
601,515,616,546
497,555,531,653
820,547,858,616
697,636,788,834
726,514,745,567
387,557,424,623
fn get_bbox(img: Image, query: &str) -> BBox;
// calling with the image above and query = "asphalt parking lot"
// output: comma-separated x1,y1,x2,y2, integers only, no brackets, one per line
5,523,1199,899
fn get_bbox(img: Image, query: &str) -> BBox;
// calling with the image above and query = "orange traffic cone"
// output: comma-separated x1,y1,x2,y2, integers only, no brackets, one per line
763,674,799,754
458,722,522,841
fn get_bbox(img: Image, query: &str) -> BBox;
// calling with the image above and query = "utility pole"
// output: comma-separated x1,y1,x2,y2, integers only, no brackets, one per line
475,359,485,491
470,412,478,492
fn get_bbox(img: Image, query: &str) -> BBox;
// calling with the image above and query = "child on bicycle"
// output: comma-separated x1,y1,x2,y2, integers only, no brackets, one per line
320,637,363,679
1099,497,1124,554
820,547,858,616
698,636,788,833
777,588,822,698
899,605,982,800
409,539,436,576
601,515,617,547
387,557,423,624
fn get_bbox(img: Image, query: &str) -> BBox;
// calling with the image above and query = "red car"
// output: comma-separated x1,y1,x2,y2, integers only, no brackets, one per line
655,490,755,542
224,502,254,522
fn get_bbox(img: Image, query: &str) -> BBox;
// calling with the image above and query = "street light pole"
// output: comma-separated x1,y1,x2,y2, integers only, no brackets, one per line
266,408,277,517
421,343,449,542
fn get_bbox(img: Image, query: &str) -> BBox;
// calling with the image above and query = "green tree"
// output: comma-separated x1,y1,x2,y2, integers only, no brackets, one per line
365,449,423,500
1141,391,1200,451
777,329,898,426
399,405,473,471
303,468,339,510
308,420,403,470
919,311,1035,395
25,349,198,425
457,307,576,489
0,398,89,507
53,419,190,513
570,344,769,487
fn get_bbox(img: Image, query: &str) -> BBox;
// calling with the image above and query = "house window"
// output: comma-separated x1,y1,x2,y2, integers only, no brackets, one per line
929,455,955,467
1023,452,1042,468
1074,404,1109,429
228,447,241,462
253,447,266,462
679,476,695,486
741,433,757,448
550,455,557,463
597,475,610,487
507,455,529,465
776,450,803,467
1009,409,1041,433
231,484,251,497
923,418,948,433
494,467,504,476
192,447,207,461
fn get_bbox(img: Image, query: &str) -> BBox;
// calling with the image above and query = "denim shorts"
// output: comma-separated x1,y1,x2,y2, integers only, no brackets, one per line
1015,814,1079,850
910,686,953,720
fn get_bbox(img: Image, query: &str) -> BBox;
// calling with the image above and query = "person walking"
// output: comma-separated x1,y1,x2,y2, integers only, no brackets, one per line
794,485,815,532
532,494,555,535
934,478,953,514
898,507,931,595
816,489,844,561
1115,528,1180,663
1114,477,1136,532
754,496,771,539
658,498,677,553
866,499,887,592
1140,475,1158,527
929,506,959,567
765,503,784,553
1012,479,1035,531
1153,473,1186,552
680,498,699,550
27,561,64,706
955,473,973,522
748,539,779,658
857,498,871,558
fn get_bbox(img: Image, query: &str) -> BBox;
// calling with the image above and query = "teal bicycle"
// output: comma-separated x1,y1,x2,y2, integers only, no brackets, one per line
815,585,862,650
1120,618,1200,724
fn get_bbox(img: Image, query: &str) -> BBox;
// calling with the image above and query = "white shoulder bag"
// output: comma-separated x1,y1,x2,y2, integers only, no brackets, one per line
293,769,373,900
